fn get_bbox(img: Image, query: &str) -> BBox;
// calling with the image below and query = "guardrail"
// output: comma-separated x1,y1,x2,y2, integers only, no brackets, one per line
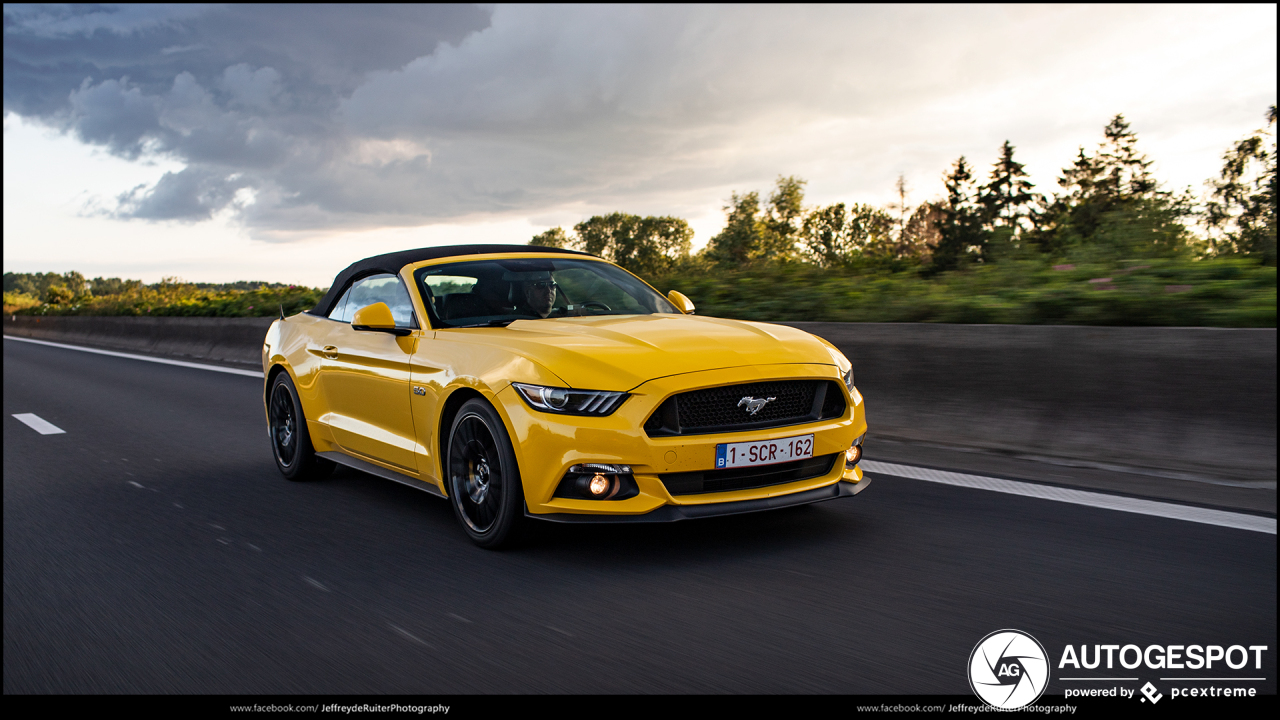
5,315,1275,483
783,322,1275,484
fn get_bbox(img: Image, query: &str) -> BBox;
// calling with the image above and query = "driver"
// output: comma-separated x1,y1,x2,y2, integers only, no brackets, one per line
518,273,558,318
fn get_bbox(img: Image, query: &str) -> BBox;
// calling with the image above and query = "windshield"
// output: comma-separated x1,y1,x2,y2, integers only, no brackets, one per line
415,258,678,328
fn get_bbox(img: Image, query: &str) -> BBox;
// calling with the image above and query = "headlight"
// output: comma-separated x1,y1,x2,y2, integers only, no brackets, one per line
841,366,862,405
512,383,628,416
824,343,854,391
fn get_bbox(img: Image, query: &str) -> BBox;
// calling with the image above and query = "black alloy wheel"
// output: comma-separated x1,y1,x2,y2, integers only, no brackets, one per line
268,372,334,481
447,398,524,548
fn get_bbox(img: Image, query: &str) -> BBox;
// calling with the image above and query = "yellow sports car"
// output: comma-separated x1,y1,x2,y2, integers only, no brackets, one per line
262,245,869,547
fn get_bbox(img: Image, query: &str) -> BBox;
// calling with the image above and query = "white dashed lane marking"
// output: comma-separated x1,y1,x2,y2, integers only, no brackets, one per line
12,413,66,435
389,624,434,648
860,461,1276,535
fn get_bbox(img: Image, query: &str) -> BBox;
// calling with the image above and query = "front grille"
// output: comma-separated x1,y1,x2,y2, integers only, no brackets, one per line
659,454,839,496
644,379,846,436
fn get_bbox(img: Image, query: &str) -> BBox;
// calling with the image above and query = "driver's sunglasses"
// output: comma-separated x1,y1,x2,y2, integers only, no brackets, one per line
530,281,558,291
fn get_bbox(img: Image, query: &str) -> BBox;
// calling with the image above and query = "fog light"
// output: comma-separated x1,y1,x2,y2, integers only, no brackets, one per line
557,468,639,501
845,434,865,468
845,445,862,466
588,474,611,496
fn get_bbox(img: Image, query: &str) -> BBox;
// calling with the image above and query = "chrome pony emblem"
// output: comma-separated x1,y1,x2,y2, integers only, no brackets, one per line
738,396,776,416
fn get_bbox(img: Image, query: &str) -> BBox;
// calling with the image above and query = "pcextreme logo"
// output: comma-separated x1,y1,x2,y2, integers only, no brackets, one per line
969,629,1050,709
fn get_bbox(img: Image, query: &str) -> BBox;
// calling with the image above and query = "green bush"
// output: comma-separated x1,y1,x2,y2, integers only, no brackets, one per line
649,257,1275,327
13,257,1273,327
16,281,326,318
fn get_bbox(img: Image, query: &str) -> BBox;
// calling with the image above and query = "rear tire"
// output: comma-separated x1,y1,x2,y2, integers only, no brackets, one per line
446,398,525,548
268,371,334,482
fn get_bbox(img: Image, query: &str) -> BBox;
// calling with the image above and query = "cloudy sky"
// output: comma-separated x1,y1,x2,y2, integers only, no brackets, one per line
4,4,1276,286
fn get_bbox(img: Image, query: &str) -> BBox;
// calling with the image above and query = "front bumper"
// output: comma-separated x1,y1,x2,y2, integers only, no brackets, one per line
528,474,871,523
495,363,870,521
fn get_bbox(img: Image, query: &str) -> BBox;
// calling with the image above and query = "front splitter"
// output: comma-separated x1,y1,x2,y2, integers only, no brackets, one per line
527,476,870,524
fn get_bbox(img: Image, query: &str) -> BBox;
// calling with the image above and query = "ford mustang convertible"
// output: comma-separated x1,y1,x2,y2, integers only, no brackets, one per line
263,245,869,547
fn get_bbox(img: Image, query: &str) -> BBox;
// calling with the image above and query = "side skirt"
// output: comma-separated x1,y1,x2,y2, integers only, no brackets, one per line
317,451,446,499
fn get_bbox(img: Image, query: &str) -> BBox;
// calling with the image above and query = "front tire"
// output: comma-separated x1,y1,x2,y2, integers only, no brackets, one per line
446,398,524,548
268,371,334,482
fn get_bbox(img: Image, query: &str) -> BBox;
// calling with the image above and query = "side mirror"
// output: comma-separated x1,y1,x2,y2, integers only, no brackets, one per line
667,290,695,315
352,302,411,336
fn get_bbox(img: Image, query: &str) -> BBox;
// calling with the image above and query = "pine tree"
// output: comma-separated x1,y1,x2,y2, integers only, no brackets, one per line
1098,115,1158,200
930,157,986,272
980,141,1036,232
1034,114,1189,259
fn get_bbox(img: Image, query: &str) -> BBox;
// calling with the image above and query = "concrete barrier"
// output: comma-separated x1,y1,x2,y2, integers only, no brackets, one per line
4,315,1275,483
3,315,274,366
783,322,1276,484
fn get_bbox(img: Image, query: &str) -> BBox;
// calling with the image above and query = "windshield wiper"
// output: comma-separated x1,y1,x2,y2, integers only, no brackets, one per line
452,318,516,328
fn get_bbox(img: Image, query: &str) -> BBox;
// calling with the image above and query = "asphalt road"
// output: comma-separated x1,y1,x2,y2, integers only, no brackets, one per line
4,338,1275,694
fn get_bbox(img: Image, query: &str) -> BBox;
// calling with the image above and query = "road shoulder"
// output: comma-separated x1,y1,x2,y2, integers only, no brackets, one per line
866,436,1276,516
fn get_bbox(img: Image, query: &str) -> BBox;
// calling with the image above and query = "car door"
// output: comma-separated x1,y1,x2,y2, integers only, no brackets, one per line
319,273,421,472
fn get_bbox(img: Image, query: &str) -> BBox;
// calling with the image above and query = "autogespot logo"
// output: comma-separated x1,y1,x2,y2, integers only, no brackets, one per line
969,629,1050,709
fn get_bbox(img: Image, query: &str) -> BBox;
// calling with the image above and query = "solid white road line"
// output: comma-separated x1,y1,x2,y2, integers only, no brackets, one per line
12,413,66,435
860,460,1276,535
4,335,262,378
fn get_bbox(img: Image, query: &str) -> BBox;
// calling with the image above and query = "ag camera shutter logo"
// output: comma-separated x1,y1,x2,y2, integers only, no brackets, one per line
969,629,1049,709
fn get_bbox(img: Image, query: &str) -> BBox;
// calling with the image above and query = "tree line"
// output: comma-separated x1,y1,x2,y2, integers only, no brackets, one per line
3,272,301,307
531,108,1277,277
6,108,1272,319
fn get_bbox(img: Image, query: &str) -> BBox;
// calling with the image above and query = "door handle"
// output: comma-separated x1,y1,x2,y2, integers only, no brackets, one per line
323,345,338,359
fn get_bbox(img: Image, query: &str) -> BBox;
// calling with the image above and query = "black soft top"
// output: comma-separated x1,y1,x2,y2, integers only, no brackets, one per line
306,244,591,317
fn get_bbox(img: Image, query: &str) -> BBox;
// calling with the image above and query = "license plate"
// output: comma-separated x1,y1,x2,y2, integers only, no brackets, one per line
715,434,814,469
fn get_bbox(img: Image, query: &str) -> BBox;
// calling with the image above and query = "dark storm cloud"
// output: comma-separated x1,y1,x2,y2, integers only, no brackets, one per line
115,165,252,221
4,3,493,228
4,4,490,113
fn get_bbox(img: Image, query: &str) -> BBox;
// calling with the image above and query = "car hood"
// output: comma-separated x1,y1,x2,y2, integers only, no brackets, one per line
441,314,836,391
